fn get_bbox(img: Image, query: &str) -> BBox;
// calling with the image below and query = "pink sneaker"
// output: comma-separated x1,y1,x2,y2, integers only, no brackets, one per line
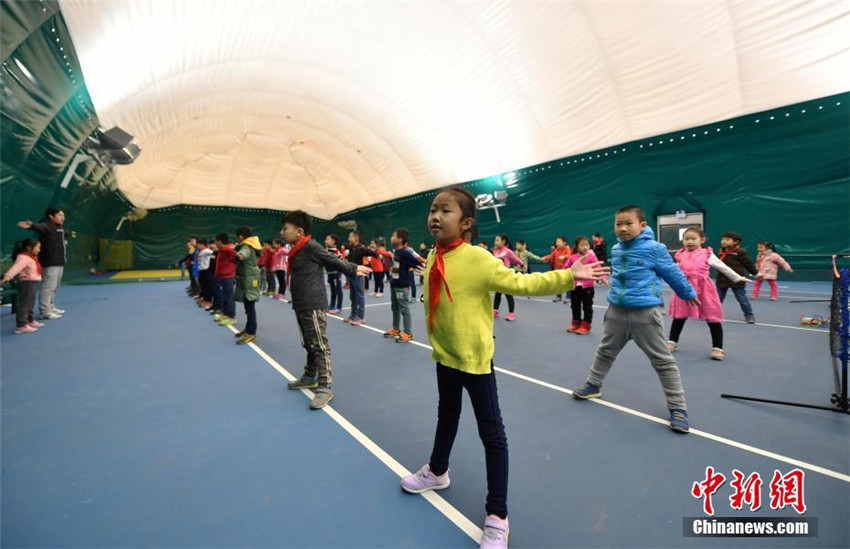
29,320,45,328
401,464,450,494
505,312,516,321
14,324,38,334
493,309,500,318
480,515,509,548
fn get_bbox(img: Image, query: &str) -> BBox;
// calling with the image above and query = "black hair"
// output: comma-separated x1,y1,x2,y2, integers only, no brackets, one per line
326,233,338,245
236,226,253,239
758,241,775,251
722,231,742,243
478,240,489,248
516,239,526,247
196,238,208,246
496,233,512,249
434,186,476,239
556,235,567,244
683,227,706,239
282,211,312,235
273,239,283,246
616,205,647,223
573,235,590,250
44,207,63,219
215,233,229,244
394,228,410,245
12,238,40,261
263,240,273,246
349,230,361,240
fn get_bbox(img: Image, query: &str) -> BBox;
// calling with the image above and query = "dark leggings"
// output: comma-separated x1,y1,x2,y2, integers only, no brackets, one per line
243,299,257,335
570,285,594,322
493,293,515,313
374,273,385,293
430,363,508,519
275,270,287,296
669,318,723,349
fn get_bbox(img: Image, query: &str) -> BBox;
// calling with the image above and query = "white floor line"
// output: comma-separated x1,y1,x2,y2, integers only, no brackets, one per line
525,298,828,333
338,302,393,311
323,315,850,484
226,323,482,544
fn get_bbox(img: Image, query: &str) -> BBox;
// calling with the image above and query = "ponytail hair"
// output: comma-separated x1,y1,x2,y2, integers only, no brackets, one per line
12,238,39,261
496,233,512,249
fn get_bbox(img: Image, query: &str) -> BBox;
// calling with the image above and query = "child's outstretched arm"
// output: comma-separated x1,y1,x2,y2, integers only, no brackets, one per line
489,254,608,296
653,246,698,302
314,245,370,277
775,253,794,273
708,254,752,283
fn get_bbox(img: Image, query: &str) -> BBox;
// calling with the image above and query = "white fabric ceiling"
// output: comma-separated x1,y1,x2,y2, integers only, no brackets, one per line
59,1,850,219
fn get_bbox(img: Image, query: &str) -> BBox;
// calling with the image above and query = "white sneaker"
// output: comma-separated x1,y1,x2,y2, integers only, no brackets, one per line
52,308,66,314
40,312,62,320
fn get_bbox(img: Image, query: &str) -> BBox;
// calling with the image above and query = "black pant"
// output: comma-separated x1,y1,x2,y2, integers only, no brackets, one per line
410,275,417,299
275,270,287,296
15,280,37,327
429,363,508,519
328,273,342,309
266,269,276,294
570,286,594,323
493,293,514,313
199,269,213,301
243,299,257,335
374,273,385,294
669,318,723,348
296,309,333,387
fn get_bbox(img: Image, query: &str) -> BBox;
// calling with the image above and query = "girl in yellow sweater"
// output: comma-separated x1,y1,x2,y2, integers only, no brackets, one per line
400,187,608,548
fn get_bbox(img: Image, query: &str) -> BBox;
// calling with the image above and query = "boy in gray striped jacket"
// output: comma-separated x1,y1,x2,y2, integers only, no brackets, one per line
280,211,371,409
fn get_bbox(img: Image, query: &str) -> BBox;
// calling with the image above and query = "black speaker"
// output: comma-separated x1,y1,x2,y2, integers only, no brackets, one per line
99,126,140,164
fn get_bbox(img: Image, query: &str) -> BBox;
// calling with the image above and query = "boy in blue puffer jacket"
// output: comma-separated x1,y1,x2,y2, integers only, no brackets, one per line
572,205,699,433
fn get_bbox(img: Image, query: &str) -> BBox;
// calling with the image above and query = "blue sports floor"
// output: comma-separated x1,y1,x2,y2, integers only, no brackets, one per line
2,280,848,548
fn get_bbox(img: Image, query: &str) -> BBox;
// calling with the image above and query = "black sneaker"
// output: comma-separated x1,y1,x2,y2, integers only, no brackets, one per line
745,315,756,324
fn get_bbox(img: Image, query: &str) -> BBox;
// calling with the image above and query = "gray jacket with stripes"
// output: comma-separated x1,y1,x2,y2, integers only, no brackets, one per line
289,239,358,311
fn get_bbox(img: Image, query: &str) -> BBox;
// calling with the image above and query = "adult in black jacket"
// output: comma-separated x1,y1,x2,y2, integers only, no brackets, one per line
18,208,69,319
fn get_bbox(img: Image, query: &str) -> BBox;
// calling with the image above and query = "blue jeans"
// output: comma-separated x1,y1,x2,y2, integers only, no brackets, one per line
220,278,236,318
328,273,343,310
430,362,508,519
349,275,365,319
717,286,753,317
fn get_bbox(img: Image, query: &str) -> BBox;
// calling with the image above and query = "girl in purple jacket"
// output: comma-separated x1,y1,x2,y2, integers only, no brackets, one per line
492,234,524,321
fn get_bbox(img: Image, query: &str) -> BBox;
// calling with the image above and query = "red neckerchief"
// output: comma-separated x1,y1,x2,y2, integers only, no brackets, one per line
286,236,312,286
24,252,43,276
719,244,738,262
427,238,465,331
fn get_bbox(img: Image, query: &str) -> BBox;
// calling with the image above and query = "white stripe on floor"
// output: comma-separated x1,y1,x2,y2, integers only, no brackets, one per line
227,323,483,544
321,313,850,484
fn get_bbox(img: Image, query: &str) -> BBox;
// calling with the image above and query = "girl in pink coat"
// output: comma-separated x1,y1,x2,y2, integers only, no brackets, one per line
667,228,751,361
1,239,45,334
752,242,793,301
562,236,608,335
492,234,524,321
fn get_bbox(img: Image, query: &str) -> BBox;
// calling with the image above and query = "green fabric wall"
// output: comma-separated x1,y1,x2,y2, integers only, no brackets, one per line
1,0,130,277
127,93,849,273
3,0,847,277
